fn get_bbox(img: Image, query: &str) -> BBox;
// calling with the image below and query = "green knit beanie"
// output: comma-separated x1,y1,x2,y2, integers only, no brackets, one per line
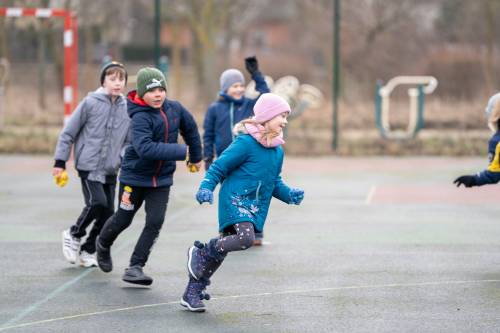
136,67,167,98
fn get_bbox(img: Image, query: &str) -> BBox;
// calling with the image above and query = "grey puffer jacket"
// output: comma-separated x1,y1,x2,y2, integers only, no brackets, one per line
54,87,130,183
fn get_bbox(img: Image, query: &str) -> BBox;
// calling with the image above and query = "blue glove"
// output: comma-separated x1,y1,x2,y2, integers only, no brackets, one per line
289,188,304,205
196,188,213,204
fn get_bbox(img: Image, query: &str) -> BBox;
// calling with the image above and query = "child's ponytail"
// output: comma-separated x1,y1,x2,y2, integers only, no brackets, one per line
233,118,281,146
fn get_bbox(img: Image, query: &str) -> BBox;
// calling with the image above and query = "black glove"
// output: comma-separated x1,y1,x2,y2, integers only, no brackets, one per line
245,56,259,75
453,175,477,188
204,158,213,171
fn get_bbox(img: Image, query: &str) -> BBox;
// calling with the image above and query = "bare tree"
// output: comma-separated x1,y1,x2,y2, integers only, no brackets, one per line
168,0,268,102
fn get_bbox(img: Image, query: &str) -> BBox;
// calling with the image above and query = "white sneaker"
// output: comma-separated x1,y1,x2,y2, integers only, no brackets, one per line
79,250,98,267
62,229,80,264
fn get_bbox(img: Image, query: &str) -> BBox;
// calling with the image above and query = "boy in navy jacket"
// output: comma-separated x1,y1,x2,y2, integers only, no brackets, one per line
96,67,202,285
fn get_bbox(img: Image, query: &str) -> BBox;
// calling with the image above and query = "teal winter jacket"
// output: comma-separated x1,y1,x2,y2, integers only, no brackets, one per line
199,134,292,232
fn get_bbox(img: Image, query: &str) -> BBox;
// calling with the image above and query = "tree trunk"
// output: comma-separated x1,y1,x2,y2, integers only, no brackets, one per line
482,0,495,94
37,0,51,113
171,17,182,98
83,24,95,92
203,46,217,101
37,20,48,112
191,33,208,102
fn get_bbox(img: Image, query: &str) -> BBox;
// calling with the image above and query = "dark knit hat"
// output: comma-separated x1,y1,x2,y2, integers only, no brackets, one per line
136,67,167,98
100,61,127,85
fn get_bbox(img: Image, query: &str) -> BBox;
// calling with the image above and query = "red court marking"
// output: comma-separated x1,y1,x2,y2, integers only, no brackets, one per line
284,157,483,174
371,185,499,204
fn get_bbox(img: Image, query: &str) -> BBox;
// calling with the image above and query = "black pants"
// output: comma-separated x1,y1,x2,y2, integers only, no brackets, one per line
99,183,170,267
70,178,115,254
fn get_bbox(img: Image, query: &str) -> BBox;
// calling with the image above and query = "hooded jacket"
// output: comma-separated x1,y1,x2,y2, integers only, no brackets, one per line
120,91,202,187
54,87,130,183
199,134,291,233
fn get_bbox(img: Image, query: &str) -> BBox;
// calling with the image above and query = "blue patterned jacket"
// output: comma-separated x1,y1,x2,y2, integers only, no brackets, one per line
199,134,292,232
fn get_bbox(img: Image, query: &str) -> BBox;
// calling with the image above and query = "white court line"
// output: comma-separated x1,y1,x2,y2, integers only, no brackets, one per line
1,278,499,331
365,185,376,205
0,207,192,330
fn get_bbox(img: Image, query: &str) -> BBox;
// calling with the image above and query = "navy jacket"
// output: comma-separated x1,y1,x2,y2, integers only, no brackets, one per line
474,130,500,185
203,71,270,160
120,91,202,187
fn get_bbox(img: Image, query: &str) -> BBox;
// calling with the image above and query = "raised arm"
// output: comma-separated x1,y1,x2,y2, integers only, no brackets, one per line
245,56,270,96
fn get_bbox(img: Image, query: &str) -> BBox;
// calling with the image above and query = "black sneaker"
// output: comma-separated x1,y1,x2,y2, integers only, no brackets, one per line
95,237,113,273
122,266,153,286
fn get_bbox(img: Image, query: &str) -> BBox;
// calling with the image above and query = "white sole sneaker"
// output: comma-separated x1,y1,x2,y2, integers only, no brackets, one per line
187,246,199,280
62,229,79,264
180,298,205,312
79,251,98,267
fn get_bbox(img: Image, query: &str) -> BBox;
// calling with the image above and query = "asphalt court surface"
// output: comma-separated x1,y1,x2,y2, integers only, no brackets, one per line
1,155,500,332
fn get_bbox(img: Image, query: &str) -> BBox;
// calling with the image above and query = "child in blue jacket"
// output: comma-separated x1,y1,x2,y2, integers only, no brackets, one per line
95,67,202,286
454,94,500,187
203,56,270,245
181,93,305,312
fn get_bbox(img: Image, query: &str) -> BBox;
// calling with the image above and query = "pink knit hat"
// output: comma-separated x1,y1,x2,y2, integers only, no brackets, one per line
253,93,291,123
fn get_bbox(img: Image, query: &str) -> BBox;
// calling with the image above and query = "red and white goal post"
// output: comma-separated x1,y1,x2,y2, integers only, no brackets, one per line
0,7,78,122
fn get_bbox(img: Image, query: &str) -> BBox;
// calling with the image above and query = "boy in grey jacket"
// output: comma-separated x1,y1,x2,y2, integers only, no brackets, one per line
53,61,130,267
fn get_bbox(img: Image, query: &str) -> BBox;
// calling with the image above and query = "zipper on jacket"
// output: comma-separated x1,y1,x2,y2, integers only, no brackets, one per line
255,181,262,204
96,104,114,173
229,102,235,140
153,107,169,187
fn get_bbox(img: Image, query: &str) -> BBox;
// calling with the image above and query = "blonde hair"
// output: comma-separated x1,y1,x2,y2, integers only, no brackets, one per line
233,118,281,146
488,99,500,132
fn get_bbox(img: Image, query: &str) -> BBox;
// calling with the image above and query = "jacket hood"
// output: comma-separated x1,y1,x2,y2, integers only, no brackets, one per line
88,86,125,104
127,90,155,117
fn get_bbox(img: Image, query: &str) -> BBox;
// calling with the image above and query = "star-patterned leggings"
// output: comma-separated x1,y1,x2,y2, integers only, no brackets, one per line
215,222,256,254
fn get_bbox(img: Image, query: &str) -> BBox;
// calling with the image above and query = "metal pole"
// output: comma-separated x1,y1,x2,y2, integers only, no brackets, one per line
154,0,161,68
332,0,340,150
